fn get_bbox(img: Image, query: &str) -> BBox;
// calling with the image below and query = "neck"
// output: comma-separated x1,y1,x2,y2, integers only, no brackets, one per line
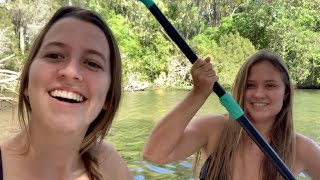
240,115,275,152
249,116,276,141
16,120,89,179
252,123,272,140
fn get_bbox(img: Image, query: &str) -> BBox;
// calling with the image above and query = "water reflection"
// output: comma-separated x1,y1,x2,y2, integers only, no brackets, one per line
129,159,195,180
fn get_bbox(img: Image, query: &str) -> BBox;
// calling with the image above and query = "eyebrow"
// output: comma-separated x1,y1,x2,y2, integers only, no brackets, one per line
42,41,108,62
85,49,108,62
42,41,67,49
247,80,278,83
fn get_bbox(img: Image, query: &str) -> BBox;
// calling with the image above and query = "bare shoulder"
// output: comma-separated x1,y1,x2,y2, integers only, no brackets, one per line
0,139,10,152
295,133,320,178
0,135,24,152
296,133,319,154
93,140,133,180
0,140,4,149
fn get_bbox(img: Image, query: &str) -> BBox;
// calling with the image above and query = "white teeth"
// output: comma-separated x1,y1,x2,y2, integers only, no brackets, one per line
50,90,84,102
253,103,267,107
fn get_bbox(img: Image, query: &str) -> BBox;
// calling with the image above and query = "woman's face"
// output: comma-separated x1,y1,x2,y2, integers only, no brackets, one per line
25,17,111,134
245,60,287,124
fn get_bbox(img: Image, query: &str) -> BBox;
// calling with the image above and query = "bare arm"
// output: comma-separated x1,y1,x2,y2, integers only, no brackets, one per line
296,134,320,179
143,58,220,164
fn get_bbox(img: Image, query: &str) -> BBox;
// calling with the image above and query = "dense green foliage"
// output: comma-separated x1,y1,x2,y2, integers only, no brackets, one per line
0,0,319,89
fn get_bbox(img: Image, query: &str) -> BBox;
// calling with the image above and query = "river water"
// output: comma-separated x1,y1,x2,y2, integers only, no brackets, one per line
1,90,319,179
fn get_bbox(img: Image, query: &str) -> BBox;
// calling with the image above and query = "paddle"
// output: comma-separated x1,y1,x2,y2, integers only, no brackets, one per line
138,0,296,179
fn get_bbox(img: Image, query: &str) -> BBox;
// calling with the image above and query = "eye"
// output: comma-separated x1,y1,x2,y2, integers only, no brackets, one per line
246,83,255,89
266,84,276,89
84,60,103,71
45,53,64,60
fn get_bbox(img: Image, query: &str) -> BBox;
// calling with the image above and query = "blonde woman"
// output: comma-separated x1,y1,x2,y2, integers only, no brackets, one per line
143,50,320,179
0,6,132,180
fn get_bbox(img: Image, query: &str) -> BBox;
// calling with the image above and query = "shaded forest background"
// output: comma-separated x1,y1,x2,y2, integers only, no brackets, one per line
1,0,320,96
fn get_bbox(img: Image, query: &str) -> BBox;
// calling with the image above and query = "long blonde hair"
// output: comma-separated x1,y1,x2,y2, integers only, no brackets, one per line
18,6,122,180
194,50,295,180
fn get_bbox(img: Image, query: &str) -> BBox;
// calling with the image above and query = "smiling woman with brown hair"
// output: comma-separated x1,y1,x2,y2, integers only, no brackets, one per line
143,50,320,180
0,6,132,180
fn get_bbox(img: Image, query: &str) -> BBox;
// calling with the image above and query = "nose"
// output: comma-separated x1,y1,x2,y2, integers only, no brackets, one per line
253,86,265,98
58,60,83,81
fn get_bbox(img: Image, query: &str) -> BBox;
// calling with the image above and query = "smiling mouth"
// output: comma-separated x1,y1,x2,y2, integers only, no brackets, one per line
252,102,268,107
49,90,86,103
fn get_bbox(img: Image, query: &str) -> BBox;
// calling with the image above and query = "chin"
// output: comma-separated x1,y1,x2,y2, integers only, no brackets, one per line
45,116,87,133
247,112,269,122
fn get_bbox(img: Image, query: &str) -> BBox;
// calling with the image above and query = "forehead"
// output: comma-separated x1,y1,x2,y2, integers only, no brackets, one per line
42,17,110,58
248,60,283,81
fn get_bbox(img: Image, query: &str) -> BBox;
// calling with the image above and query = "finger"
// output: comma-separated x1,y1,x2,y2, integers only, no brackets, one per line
204,57,211,63
206,72,216,77
193,58,206,68
203,63,213,72
213,75,219,82
206,69,216,76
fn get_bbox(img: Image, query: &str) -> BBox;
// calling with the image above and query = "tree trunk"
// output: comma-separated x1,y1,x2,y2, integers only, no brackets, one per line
19,26,25,55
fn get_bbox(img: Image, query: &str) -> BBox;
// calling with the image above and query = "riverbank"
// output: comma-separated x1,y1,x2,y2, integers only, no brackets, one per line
0,103,19,140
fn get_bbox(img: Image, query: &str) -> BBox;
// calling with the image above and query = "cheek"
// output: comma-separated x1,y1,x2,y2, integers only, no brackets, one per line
92,75,111,103
243,90,251,112
273,90,286,108
245,90,250,99
102,74,111,95
244,90,251,102
28,61,46,86
25,66,44,103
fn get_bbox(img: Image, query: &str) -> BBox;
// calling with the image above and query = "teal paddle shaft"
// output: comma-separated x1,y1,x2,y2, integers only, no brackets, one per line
139,0,296,179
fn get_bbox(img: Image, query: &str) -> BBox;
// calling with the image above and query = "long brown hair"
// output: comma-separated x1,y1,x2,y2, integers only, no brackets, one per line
194,50,295,180
18,6,122,180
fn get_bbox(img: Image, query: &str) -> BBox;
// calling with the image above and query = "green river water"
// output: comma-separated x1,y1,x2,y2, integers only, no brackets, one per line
0,90,319,179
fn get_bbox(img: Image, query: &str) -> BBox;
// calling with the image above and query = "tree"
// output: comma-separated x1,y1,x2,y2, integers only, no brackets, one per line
213,32,256,87
267,2,320,88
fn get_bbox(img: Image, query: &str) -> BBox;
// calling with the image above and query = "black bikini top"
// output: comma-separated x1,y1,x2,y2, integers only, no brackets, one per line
199,155,212,180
